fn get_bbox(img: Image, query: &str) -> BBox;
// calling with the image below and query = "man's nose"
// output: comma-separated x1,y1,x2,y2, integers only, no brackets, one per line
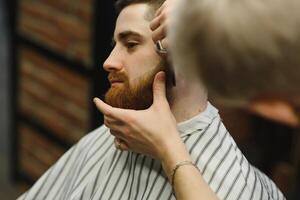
103,49,123,72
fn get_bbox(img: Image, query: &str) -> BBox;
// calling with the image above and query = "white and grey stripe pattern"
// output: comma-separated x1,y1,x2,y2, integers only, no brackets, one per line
18,103,285,200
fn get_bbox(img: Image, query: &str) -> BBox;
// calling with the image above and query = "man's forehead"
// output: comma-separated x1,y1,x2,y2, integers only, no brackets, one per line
118,3,153,20
114,3,152,38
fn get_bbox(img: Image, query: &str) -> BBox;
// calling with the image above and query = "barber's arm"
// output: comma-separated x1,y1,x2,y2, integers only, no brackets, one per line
94,72,218,200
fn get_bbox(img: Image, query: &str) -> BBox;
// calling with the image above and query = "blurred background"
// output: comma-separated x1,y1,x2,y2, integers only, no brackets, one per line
0,0,299,199
0,0,13,198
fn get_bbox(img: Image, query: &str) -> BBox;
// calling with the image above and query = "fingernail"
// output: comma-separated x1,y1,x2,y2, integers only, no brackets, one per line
159,72,165,80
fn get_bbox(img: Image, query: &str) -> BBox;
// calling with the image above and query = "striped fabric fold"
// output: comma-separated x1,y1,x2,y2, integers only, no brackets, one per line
18,103,286,200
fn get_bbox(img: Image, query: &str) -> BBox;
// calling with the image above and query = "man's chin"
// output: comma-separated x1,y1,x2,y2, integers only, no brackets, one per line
104,87,126,109
105,64,164,109
104,85,153,110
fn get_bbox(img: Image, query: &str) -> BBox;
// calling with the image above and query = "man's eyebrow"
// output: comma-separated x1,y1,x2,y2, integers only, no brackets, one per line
111,30,143,47
118,30,143,40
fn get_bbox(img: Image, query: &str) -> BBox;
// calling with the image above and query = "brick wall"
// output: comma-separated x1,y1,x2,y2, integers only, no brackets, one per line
15,0,96,187
19,0,93,66
19,123,65,180
18,47,90,143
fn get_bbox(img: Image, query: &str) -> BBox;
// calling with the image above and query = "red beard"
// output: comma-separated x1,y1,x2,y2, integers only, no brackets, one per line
104,63,165,110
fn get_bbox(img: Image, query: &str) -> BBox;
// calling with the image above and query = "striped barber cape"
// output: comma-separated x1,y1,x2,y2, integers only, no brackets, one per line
18,103,285,200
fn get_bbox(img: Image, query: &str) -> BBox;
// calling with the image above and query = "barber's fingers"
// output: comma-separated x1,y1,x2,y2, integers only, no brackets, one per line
94,97,113,116
110,129,121,137
104,116,124,129
110,129,127,140
155,1,166,17
114,137,129,151
150,14,161,31
94,98,127,120
152,22,167,44
150,9,166,31
150,8,167,43
152,72,168,105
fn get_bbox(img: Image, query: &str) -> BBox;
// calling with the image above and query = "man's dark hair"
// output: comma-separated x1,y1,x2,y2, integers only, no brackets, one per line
115,0,165,16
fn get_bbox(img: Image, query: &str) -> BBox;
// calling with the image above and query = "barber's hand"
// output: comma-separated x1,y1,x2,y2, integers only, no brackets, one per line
150,0,178,51
93,72,183,160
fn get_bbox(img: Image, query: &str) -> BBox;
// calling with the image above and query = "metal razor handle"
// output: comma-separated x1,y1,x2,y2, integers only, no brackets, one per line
155,40,168,54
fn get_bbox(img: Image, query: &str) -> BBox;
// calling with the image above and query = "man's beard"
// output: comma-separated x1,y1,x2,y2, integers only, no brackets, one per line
104,61,168,110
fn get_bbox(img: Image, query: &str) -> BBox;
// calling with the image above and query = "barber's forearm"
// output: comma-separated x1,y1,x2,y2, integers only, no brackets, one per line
160,134,219,200
160,137,192,176
173,164,219,200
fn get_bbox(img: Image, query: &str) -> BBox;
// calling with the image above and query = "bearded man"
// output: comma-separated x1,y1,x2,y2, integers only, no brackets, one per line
18,0,284,199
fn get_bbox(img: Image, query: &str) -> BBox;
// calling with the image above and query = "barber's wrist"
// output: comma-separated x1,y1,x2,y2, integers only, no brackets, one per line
159,135,192,179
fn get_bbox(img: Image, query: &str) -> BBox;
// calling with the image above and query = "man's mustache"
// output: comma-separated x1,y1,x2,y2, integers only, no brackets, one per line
108,72,128,83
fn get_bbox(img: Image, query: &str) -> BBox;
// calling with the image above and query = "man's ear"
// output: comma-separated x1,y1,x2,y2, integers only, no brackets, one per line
249,99,299,127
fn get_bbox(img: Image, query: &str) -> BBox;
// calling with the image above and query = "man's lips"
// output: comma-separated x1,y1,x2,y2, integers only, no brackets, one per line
108,73,126,85
109,80,124,86
109,79,123,83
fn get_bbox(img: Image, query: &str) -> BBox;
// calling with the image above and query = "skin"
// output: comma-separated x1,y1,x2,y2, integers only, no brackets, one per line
104,4,161,87
249,99,300,127
95,3,218,200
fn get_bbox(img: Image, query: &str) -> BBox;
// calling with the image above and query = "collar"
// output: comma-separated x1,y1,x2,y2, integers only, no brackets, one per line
177,102,219,137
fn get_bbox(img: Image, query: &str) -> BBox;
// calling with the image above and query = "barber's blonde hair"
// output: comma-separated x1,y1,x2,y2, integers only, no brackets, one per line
170,0,300,106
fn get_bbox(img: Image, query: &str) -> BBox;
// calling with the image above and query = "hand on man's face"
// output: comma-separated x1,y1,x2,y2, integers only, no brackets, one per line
94,72,180,159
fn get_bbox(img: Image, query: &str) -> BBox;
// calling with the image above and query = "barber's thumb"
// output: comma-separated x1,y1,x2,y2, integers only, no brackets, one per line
94,97,111,115
153,71,167,104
